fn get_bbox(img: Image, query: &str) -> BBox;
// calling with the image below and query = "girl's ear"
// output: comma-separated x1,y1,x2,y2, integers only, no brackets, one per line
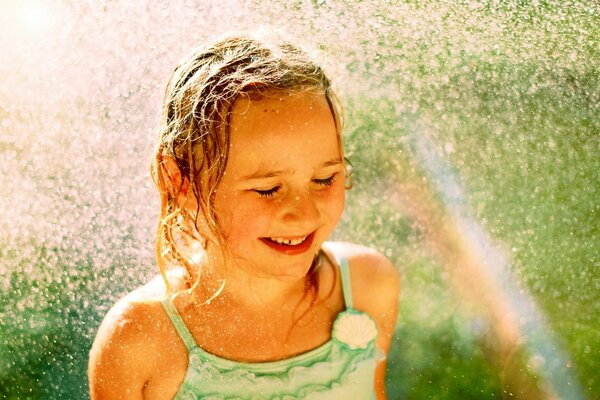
161,156,190,199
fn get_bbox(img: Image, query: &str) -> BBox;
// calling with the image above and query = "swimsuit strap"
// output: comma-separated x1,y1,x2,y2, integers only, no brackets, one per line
161,297,197,351
338,255,354,309
322,246,354,309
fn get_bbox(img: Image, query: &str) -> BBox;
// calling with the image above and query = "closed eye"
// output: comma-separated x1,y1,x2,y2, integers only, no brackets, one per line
254,186,280,198
313,173,337,187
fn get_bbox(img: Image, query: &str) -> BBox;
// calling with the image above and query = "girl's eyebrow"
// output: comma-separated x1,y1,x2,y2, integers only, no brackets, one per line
241,158,343,180
322,158,344,168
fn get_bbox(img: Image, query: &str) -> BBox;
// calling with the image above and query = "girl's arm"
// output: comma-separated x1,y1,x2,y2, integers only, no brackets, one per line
88,299,155,399
366,253,400,400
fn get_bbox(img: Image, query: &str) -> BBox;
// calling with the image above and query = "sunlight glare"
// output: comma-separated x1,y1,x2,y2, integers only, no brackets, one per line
0,0,57,41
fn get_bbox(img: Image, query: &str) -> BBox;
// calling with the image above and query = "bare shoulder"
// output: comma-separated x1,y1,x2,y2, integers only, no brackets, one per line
88,274,183,399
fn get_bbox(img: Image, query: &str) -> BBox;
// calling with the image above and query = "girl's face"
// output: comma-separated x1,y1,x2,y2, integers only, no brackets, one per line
212,91,345,281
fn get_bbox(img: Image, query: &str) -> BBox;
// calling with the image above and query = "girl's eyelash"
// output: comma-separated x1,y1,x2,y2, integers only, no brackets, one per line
313,173,337,186
254,174,337,197
255,186,280,198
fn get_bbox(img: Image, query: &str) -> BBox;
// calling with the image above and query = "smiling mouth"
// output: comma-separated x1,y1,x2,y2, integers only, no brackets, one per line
259,232,316,255
268,236,308,245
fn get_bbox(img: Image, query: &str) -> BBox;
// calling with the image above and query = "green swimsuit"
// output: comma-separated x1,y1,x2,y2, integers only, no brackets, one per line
161,250,384,399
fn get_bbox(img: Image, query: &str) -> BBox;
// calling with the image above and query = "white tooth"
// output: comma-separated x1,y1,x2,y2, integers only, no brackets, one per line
270,236,307,245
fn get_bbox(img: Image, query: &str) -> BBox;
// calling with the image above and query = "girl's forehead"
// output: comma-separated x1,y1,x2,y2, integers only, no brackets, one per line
226,92,340,174
231,90,329,118
229,91,334,138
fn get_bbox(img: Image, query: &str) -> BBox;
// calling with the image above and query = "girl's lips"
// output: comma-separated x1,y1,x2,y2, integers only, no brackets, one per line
259,231,315,255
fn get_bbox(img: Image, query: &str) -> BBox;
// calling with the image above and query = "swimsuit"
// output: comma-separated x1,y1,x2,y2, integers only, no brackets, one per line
161,248,384,399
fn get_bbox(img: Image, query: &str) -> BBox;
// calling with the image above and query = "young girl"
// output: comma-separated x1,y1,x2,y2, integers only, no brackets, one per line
88,34,400,400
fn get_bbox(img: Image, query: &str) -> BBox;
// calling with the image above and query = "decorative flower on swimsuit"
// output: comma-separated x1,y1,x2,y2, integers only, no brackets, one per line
332,310,378,350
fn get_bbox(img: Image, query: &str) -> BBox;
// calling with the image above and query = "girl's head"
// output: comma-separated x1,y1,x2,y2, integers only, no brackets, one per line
152,34,347,287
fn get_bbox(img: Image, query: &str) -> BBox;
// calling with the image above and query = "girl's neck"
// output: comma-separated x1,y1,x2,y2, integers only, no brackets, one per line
191,249,314,313
224,274,308,313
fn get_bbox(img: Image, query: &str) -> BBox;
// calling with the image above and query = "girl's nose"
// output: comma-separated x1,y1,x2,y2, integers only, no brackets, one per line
281,191,321,227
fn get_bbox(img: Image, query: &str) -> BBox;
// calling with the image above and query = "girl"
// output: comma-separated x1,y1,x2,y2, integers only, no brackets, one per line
88,34,400,400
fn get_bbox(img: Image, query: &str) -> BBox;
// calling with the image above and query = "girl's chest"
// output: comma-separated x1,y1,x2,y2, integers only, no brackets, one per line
188,298,343,362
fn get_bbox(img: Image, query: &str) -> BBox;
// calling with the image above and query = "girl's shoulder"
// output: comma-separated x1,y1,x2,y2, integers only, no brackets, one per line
323,240,400,298
91,270,186,346
88,270,189,398
323,241,400,349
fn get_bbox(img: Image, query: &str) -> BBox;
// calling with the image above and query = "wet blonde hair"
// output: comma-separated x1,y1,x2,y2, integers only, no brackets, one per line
151,34,343,294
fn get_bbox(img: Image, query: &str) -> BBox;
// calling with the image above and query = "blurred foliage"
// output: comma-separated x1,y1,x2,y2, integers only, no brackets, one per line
0,242,143,399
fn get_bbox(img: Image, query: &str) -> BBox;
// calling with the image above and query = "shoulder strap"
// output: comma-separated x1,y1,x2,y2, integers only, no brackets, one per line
338,256,354,309
323,245,354,309
161,297,197,351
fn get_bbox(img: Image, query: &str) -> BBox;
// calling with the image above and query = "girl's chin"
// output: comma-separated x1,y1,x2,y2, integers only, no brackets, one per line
238,256,317,282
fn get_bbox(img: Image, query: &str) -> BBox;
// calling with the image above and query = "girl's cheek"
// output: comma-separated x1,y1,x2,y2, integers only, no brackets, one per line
320,182,346,216
330,179,347,200
239,198,277,224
